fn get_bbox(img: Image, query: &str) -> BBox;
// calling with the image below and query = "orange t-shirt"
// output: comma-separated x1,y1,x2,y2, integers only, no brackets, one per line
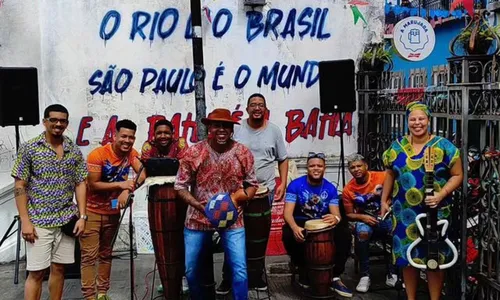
87,144,140,215
342,171,385,215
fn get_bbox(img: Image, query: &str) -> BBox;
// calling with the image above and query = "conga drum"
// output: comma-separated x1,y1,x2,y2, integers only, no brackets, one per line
304,219,336,299
244,186,272,284
147,176,188,300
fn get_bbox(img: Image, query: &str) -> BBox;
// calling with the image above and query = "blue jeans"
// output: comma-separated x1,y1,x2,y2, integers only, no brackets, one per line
184,227,248,300
355,218,394,277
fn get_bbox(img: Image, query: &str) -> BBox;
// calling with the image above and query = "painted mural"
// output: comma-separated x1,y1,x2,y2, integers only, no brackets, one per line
0,0,385,177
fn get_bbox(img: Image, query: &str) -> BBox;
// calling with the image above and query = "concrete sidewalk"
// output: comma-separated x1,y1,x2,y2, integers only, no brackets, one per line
0,253,425,299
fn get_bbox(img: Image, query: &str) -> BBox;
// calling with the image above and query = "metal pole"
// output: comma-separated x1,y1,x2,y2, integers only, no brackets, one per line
190,0,207,140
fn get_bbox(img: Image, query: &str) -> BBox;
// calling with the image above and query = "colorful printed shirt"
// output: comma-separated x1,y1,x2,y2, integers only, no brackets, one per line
87,143,140,215
342,171,385,216
141,138,188,160
11,133,88,228
285,175,339,221
174,140,258,231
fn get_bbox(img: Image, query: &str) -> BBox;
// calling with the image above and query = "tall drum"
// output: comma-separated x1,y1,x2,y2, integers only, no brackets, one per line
304,219,336,299
147,176,188,300
244,186,272,284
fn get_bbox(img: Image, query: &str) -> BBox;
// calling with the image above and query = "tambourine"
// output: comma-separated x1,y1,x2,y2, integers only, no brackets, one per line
205,193,238,229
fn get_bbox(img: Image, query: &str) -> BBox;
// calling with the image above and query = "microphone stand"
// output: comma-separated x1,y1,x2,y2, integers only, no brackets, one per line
110,165,144,300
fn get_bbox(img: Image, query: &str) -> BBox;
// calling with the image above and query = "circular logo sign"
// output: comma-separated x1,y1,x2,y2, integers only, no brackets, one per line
392,17,435,62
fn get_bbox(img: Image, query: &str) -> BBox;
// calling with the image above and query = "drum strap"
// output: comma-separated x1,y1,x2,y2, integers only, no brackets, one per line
244,210,272,217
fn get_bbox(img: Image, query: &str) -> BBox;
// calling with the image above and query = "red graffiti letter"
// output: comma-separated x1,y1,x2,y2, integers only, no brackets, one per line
170,113,182,139
76,116,93,146
301,108,319,139
232,105,243,122
101,115,118,146
343,113,353,136
285,109,305,143
146,115,166,141
319,113,337,140
182,113,198,143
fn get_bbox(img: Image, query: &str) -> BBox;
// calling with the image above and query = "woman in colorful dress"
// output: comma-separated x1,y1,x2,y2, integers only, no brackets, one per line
380,102,463,300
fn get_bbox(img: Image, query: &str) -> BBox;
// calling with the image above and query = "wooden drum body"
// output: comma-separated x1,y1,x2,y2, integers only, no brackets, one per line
244,186,272,283
304,220,336,298
148,179,188,300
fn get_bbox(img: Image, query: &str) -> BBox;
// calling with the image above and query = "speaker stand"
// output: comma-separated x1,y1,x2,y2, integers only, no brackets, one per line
15,124,20,152
339,113,346,187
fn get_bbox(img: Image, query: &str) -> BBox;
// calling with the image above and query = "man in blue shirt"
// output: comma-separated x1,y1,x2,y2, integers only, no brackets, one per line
282,152,353,298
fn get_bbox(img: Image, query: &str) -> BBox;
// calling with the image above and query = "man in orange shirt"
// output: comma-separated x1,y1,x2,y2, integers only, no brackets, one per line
80,119,145,300
343,154,397,293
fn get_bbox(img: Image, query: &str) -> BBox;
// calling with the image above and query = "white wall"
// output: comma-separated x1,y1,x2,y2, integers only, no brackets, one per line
0,0,383,262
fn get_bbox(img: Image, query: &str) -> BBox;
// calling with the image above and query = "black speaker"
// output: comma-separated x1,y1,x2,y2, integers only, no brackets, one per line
0,67,40,127
319,59,356,113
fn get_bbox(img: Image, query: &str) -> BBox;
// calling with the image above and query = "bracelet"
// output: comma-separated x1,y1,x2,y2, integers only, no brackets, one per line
334,215,341,222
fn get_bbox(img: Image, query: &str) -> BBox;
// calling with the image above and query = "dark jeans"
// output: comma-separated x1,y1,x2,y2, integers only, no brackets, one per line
282,220,352,278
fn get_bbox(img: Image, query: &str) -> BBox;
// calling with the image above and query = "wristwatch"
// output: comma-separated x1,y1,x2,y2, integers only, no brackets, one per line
80,215,88,221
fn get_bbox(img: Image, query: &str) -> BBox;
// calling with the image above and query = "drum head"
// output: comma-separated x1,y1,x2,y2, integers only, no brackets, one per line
255,186,269,197
304,219,333,232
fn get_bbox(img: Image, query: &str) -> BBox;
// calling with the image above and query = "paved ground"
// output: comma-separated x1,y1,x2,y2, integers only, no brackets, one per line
0,252,433,300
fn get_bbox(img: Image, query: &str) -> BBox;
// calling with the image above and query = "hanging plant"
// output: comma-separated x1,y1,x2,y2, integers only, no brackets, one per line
450,10,500,56
360,43,393,72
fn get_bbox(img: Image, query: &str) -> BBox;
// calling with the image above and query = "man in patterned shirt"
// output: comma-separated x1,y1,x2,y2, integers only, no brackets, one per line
175,108,258,300
141,119,188,161
80,119,144,300
12,104,88,300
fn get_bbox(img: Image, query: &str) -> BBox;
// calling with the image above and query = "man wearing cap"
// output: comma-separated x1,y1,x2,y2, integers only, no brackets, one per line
218,93,289,293
174,108,259,300
282,152,354,298
343,154,397,293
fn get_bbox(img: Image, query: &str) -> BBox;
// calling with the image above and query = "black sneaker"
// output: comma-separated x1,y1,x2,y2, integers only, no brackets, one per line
250,278,268,291
216,280,231,295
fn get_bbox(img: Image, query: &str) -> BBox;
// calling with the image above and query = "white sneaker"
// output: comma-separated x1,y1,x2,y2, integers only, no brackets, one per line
386,274,398,287
182,276,189,294
356,276,371,293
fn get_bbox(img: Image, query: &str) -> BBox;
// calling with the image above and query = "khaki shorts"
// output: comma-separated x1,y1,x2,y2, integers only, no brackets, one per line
26,226,75,271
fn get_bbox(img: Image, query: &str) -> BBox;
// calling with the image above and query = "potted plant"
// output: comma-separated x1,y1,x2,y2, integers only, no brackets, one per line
457,23,500,55
360,44,393,72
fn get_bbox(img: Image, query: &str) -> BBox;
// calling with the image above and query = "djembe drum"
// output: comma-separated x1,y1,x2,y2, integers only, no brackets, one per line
244,186,272,285
147,176,187,300
304,219,336,299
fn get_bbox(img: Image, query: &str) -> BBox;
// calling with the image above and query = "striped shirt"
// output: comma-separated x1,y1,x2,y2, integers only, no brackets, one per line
11,133,88,228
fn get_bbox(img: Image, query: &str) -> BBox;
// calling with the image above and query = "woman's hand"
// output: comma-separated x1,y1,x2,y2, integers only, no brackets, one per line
425,192,445,208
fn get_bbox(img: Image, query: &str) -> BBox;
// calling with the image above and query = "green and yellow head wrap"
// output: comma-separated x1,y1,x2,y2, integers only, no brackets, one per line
406,101,431,118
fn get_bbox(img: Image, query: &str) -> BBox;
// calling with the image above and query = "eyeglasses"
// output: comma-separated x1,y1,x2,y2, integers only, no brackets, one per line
308,152,326,159
249,103,266,108
46,118,69,125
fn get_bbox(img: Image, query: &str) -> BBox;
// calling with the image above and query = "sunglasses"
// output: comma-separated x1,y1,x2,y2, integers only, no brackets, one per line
308,152,326,159
46,118,69,125
210,122,233,129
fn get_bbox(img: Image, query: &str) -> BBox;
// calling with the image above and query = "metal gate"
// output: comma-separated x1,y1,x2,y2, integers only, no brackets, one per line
357,55,500,299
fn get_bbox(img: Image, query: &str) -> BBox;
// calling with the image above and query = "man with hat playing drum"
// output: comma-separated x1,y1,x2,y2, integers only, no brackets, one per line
282,152,354,298
218,93,289,294
174,108,258,300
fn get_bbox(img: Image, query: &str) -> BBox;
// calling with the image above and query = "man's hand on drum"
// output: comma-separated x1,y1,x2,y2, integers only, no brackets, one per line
118,190,131,209
292,225,306,243
322,214,339,226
